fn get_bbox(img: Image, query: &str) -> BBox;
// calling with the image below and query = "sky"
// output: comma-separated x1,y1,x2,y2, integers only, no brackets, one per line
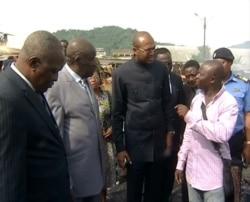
1,0,250,49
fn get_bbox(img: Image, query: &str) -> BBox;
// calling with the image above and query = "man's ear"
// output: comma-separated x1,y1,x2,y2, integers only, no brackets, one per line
210,75,216,84
29,57,41,70
74,54,81,64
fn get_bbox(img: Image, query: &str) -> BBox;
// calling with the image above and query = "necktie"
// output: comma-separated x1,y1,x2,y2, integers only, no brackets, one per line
79,79,94,106
38,93,56,123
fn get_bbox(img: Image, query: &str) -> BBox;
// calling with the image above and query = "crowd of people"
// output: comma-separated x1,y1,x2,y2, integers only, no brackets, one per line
0,30,249,202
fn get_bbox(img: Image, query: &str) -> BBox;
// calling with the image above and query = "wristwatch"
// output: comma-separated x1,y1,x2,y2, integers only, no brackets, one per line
169,131,175,135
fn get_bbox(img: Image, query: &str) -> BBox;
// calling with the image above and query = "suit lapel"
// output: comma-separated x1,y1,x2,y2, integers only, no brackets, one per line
63,68,98,117
25,89,65,146
5,67,64,146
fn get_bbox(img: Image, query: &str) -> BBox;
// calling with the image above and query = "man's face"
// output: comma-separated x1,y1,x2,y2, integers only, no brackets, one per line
184,66,199,87
30,50,65,93
77,53,97,78
196,65,210,90
155,53,172,72
133,36,155,64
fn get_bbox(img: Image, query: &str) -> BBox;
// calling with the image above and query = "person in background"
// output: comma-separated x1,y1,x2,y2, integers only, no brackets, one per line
112,31,175,202
213,47,250,202
0,30,71,202
46,38,104,202
88,69,116,202
175,60,238,202
154,47,185,202
2,55,18,70
0,56,7,71
182,60,200,107
60,39,68,55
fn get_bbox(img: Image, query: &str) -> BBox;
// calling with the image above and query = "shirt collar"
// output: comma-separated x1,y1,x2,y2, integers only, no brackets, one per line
200,86,226,105
11,63,35,91
65,63,83,83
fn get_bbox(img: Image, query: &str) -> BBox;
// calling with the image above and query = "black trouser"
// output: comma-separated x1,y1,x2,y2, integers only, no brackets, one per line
181,167,189,202
126,161,164,202
229,130,245,167
162,152,178,202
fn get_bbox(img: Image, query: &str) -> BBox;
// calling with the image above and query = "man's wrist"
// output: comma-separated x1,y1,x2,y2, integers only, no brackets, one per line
168,131,175,135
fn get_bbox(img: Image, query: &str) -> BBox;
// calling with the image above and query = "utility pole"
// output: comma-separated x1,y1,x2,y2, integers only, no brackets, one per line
194,13,206,61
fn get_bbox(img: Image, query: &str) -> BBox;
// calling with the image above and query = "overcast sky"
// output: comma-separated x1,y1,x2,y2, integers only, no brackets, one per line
1,0,249,49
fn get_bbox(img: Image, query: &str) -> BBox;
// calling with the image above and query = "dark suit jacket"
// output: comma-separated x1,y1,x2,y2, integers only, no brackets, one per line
183,83,197,108
112,58,175,162
0,67,71,202
169,72,185,153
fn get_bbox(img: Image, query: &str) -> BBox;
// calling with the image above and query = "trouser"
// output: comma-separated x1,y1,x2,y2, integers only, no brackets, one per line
126,161,164,202
187,183,224,202
241,166,250,202
228,130,245,202
181,169,189,202
162,151,178,202
230,166,242,202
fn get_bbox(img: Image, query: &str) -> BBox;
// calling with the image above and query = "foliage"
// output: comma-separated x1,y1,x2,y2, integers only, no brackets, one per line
53,26,137,55
53,26,174,55
191,45,211,63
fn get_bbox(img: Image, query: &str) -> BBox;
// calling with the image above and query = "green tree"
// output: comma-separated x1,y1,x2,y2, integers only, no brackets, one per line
191,46,211,63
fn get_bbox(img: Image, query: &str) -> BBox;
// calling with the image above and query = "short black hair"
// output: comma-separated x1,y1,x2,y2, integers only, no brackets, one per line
154,47,171,57
183,60,200,70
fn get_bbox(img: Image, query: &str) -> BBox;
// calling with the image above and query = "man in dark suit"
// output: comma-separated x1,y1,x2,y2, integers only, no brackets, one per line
112,32,175,202
0,30,71,202
154,47,185,201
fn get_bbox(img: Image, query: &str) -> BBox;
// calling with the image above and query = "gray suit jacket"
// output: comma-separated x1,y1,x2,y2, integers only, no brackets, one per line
0,67,71,202
46,66,105,197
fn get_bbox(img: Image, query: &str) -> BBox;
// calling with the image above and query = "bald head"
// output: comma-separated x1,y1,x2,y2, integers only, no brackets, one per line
133,31,154,47
202,60,225,81
66,38,96,65
66,38,96,78
15,30,66,93
197,60,225,92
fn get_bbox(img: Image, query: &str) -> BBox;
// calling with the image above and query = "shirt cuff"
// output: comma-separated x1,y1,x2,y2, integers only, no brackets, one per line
176,160,185,171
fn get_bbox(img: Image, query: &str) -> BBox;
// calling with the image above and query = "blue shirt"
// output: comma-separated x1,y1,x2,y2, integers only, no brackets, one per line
224,73,250,134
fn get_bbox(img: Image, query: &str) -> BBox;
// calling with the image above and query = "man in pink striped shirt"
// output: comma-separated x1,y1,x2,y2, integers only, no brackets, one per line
175,60,238,201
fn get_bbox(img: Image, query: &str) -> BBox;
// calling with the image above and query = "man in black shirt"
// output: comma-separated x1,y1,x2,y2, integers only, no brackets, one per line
154,47,185,201
112,31,175,202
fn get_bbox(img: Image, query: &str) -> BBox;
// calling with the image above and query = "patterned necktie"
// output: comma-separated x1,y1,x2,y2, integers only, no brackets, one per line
79,79,94,107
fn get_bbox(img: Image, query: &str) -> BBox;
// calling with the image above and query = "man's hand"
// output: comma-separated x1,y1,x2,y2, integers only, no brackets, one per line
164,132,174,157
175,169,183,184
175,104,189,118
117,151,132,169
102,127,112,138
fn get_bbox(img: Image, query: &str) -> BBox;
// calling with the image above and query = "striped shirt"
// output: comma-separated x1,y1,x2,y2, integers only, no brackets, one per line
176,86,238,191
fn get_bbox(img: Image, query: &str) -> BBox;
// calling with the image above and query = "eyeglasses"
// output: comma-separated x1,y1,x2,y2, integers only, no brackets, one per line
137,47,156,53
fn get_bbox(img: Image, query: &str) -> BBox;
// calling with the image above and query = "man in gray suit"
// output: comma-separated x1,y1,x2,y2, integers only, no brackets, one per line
46,38,105,202
0,31,71,202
